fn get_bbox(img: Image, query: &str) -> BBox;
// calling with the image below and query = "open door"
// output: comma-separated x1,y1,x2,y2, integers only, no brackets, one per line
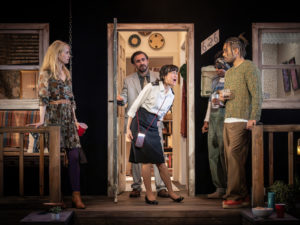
108,23,195,197
107,19,126,201
117,33,126,193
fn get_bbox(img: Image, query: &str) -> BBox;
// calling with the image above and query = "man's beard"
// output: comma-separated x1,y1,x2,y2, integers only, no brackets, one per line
225,56,235,64
138,64,148,73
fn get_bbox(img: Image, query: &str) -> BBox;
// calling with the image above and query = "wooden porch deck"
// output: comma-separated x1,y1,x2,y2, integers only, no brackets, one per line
0,191,244,225
75,193,243,225
2,192,300,225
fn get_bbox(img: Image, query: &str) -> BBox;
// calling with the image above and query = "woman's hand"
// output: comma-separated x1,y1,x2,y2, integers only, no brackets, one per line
126,117,134,141
26,121,44,128
27,106,46,128
126,128,133,140
75,121,80,129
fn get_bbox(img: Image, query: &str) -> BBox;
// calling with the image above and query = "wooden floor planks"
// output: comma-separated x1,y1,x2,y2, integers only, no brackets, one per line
0,192,244,225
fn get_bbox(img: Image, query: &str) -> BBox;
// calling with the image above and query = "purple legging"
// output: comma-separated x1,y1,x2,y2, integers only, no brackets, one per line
67,148,80,191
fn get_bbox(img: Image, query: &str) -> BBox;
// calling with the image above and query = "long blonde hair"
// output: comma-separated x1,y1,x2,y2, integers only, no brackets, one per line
40,40,71,80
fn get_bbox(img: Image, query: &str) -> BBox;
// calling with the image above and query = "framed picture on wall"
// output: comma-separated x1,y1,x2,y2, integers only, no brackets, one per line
289,57,299,90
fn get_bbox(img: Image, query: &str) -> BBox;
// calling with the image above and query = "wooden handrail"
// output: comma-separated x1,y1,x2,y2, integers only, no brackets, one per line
0,127,48,133
251,124,300,207
0,126,61,203
263,124,300,132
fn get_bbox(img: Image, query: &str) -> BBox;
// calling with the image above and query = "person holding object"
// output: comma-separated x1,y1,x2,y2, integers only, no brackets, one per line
28,40,85,209
202,52,230,199
220,34,262,209
117,51,169,198
126,64,184,205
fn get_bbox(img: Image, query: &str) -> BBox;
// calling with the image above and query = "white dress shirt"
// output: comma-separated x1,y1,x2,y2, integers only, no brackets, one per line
127,81,174,121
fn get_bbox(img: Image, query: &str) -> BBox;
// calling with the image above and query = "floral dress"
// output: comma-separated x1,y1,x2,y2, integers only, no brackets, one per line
38,71,81,150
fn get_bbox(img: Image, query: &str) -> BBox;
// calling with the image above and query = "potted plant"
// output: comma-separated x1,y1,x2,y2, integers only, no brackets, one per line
49,206,62,220
269,180,296,213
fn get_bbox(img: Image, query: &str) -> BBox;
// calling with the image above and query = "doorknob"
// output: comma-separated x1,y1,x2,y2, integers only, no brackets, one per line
108,100,125,106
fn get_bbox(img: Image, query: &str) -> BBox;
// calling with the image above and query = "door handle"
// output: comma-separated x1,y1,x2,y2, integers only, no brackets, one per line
108,100,125,106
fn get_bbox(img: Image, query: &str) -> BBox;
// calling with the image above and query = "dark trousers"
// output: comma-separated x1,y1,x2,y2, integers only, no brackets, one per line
67,148,80,191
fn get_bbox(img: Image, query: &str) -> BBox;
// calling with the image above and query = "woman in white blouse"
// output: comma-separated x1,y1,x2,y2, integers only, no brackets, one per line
126,64,184,205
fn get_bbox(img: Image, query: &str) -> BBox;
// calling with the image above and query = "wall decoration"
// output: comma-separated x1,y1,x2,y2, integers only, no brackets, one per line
0,70,20,99
138,31,151,36
201,29,219,55
128,34,141,48
148,33,165,50
289,57,299,90
281,65,291,92
282,57,299,92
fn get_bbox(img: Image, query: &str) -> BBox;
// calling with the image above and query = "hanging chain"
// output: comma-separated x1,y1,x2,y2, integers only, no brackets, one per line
69,0,73,77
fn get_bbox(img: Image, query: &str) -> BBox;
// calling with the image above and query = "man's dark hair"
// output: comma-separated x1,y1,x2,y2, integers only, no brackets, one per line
224,33,249,58
215,57,231,71
214,50,224,61
130,51,149,64
159,64,178,82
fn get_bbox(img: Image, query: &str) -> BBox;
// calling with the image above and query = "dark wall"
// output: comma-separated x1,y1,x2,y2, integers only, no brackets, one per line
1,0,300,195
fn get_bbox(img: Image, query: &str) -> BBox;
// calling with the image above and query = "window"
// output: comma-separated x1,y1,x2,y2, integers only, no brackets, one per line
252,23,300,109
0,24,49,109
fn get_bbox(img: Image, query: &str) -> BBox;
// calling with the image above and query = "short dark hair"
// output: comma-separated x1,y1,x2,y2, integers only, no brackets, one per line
214,51,231,71
130,51,149,64
159,64,178,82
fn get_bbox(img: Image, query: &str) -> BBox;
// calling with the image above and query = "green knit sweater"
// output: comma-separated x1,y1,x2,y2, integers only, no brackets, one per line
224,60,262,121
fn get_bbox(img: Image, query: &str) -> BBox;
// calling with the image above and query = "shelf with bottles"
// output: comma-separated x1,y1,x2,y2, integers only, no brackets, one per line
162,112,172,149
162,121,172,136
163,134,172,149
162,111,172,134
162,111,173,172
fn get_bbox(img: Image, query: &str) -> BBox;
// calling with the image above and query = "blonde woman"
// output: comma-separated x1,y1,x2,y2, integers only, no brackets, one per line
29,40,85,209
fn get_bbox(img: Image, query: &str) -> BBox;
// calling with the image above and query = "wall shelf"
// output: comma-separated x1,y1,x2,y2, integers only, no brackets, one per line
163,112,173,173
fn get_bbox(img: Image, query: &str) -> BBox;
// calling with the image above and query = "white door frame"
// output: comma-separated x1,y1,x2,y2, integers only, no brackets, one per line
107,23,195,196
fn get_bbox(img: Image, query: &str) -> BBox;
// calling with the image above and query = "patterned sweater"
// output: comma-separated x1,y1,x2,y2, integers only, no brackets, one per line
224,60,262,121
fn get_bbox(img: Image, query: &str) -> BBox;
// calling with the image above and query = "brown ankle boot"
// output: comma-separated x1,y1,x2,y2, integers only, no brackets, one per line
72,191,86,209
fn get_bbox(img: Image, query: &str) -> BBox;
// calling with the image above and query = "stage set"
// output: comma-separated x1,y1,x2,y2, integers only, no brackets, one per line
1,0,300,225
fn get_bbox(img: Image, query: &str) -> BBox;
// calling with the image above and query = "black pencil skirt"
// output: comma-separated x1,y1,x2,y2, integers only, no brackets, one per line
129,107,165,164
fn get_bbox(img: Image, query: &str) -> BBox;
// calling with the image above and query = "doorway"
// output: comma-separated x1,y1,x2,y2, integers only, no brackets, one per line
107,23,195,197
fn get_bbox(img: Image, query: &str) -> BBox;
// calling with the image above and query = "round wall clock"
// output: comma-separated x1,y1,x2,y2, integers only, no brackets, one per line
148,33,165,50
128,34,141,47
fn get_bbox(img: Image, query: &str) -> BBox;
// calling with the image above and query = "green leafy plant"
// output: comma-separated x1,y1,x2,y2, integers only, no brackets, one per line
179,63,186,81
269,180,296,212
49,206,62,214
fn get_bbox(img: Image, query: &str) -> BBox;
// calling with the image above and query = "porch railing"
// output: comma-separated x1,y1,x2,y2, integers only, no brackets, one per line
0,126,61,203
251,124,300,207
